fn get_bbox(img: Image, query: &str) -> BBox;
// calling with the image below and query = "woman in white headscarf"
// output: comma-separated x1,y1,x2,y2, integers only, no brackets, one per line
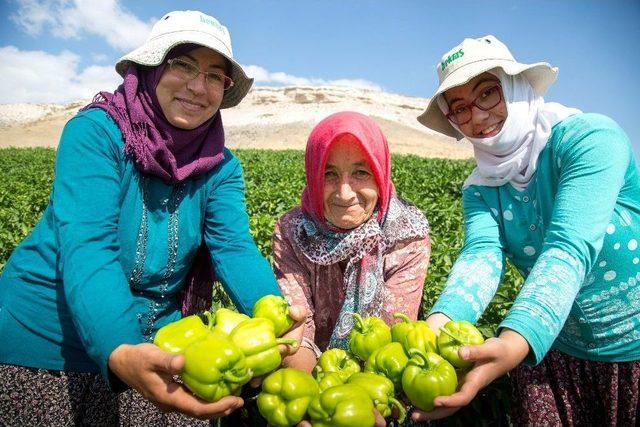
413,35,640,425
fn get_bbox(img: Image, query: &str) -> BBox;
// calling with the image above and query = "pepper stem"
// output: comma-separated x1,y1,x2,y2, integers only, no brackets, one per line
223,368,252,384
389,396,407,424
439,327,465,344
393,313,412,324
351,313,366,331
407,348,431,369
203,311,215,330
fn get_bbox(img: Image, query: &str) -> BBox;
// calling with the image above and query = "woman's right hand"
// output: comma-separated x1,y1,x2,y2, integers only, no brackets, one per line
108,343,243,419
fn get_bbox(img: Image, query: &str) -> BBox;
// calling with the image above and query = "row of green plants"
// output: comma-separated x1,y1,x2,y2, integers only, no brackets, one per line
0,147,521,425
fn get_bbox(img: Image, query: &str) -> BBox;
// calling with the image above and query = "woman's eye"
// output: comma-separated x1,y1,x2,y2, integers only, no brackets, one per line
480,87,497,98
354,170,371,179
324,170,338,179
175,61,193,72
207,73,224,82
453,106,468,115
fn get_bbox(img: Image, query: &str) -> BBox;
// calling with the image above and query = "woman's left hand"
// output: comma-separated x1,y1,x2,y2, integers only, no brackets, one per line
411,329,529,422
109,343,243,419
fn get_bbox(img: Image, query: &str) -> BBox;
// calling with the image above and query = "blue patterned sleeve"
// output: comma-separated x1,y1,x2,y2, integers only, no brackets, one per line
500,249,584,364
203,150,281,314
500,114,630,364
430,187,505,322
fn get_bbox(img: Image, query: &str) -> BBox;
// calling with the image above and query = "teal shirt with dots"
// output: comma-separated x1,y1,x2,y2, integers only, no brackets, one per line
0,108,280,381
430,113,640,364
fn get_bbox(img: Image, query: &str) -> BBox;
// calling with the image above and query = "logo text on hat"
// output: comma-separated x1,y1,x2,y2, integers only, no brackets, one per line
441,49,464,71
200,15,224,32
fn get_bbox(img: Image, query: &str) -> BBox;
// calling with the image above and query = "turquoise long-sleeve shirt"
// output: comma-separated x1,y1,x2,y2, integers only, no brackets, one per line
0,108,280,381
430,113,640,364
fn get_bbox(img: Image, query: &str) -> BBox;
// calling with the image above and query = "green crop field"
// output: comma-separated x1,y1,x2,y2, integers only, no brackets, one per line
0,147,519,424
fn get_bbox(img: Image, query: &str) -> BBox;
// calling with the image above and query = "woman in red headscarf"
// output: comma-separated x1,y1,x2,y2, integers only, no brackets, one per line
272,111,432,372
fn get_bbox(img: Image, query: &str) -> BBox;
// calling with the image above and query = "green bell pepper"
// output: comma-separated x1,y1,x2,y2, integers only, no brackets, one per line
256,367,319,427
391,313,437,356
363,342,408,390
347,372,407,423
313,348,361,382
153,313,211,354
308,383,376,427
437,320,485,369
316,371,345,392
401,348,457,411
229,317,298,377
211,308,250,335
181,332,253,402
348,313,392,362
252,294,295,337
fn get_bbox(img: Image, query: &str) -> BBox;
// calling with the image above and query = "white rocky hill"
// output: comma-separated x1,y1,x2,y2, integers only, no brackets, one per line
0,86,472,159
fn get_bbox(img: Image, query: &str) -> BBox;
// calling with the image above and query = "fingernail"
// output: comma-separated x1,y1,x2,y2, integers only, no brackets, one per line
459,347,470,359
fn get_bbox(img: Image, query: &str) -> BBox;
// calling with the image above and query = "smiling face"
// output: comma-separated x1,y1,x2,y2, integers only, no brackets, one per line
155,46,227,129
323,135,379,229
443,72,508,138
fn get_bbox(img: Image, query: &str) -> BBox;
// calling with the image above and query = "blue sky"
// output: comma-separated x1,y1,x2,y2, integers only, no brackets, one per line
1,0,638,158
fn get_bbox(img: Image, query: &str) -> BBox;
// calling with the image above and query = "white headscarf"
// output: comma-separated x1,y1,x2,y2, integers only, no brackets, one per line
438,69,581,190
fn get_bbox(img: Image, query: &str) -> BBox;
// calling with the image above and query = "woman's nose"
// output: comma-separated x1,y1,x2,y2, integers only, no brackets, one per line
470,105,491,123
186,72,207,95
336,178,357,199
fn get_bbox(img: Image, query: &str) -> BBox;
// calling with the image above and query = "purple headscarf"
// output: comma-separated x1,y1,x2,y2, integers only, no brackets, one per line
84,44,225,184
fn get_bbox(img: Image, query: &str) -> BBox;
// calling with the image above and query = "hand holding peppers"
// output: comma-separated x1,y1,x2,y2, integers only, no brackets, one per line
411,329,530,422
108,343,244,419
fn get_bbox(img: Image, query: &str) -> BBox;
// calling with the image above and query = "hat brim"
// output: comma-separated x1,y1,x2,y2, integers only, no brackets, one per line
417,60,558,139
115,30,253,109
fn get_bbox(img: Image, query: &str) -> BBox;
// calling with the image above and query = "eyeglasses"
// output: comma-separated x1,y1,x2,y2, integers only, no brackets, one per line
167,58,234,91
446,84,503,125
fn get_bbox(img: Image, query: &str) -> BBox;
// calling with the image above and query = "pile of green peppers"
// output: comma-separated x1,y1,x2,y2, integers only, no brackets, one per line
153,294,297,403
155,298,487,426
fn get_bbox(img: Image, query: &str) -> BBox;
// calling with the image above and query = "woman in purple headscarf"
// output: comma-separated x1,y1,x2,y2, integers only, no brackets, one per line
0,10,304,426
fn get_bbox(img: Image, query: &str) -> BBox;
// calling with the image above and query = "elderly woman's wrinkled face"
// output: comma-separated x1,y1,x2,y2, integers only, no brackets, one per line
444,72,508,138
156,46,227,129
323,135,379,229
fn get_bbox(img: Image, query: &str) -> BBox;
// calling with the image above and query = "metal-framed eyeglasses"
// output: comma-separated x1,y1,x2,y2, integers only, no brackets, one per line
445,84,503,125
167,58,234,91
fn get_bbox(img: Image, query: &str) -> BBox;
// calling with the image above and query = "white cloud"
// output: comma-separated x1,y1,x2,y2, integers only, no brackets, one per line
243,65,383,91
0,46,121,103
0,47,382,104
11,0,153,51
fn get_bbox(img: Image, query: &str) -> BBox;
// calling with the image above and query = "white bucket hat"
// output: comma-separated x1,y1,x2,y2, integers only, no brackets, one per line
116,10,253,109
417,35,558,139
